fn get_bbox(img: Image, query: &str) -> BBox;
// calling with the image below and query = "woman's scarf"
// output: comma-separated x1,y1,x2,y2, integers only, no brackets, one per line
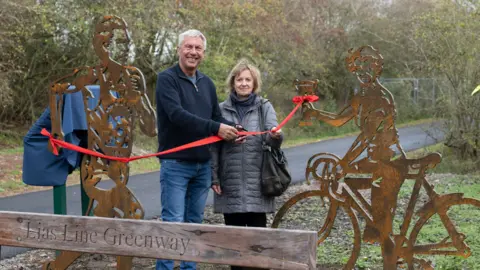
230,92,257,122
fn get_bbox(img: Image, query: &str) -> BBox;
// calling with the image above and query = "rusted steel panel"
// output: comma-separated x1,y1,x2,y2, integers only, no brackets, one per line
44,15,156,269
273,46,480,269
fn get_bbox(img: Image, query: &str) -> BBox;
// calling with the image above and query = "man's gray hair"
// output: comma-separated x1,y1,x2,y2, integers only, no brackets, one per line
178,29,207,50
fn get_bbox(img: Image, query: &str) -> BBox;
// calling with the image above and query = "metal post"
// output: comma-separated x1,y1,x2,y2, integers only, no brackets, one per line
53,185,67,215
53,184,67,257
413,79,419,105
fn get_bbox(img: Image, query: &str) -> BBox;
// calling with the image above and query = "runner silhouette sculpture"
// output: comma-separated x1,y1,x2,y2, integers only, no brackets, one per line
43,15,156,270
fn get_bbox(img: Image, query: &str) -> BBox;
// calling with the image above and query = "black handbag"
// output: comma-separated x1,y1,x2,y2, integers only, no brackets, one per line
258,100,292,197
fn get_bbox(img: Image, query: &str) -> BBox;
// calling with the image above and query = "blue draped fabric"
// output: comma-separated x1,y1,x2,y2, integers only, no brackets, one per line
22,85,101,186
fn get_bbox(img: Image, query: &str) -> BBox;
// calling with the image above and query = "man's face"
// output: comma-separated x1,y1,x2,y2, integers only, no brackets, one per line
177,36,205,74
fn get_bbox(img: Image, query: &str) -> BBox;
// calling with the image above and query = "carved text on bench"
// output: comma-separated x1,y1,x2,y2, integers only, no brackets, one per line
22,219,191,255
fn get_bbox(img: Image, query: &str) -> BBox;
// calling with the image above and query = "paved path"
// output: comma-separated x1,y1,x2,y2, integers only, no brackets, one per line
0,122,445,259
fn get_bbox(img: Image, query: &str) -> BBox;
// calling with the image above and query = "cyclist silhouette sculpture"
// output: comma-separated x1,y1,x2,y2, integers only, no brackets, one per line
43,16,156,270
272,46,480,269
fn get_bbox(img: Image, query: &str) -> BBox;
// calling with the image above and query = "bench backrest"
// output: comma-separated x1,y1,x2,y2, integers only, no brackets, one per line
0,211,317,269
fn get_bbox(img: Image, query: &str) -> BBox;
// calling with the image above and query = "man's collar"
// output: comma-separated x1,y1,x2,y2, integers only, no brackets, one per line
175,64,204,80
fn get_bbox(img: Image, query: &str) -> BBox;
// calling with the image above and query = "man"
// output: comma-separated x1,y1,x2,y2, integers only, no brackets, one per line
155,29,239,270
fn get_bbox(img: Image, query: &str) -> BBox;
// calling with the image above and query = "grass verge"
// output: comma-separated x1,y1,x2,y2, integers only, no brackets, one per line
408,143,480,175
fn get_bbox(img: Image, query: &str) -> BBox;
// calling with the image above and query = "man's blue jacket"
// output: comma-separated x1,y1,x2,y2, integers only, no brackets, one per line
156,64,233,162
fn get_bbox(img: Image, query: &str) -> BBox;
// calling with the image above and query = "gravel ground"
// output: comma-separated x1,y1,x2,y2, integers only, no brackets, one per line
0,174,476,270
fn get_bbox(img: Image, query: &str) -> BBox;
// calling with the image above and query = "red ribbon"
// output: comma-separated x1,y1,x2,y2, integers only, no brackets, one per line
292,95,319,104
41,95,318,163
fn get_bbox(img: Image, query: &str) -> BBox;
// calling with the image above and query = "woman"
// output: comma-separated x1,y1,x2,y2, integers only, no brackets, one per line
211,59,283,266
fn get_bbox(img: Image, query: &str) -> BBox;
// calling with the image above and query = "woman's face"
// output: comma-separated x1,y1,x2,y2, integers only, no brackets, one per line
234,69,255,98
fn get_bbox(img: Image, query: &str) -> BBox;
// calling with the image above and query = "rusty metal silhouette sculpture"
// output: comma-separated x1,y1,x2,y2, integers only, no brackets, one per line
43,15,156,270
272,46,480,269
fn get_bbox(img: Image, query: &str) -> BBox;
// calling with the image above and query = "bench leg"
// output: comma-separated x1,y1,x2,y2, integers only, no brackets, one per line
117,256,133,269
42,251,82,270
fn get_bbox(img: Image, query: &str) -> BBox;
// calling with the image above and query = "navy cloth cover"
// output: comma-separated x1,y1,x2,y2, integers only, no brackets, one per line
22,85,101,186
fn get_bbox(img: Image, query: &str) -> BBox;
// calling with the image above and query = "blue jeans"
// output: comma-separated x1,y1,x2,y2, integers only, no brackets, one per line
156,159,212,270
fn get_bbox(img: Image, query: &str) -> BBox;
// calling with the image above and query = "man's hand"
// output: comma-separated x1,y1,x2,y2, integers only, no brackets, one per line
218,123,238,141
212,184,222,195
270,126,282,139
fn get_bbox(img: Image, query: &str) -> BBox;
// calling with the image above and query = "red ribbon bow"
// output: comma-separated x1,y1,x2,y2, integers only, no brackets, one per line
41,128,59,156
292,95,319,104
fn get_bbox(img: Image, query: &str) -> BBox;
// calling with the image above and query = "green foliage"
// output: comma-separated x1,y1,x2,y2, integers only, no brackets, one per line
410,1,480,160
0,0,354,126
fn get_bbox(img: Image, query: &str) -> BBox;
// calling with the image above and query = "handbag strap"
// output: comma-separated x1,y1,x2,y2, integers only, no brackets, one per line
258,98,267,143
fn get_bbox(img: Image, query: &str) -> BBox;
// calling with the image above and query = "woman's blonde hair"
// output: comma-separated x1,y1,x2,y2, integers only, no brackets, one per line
226,58,262,93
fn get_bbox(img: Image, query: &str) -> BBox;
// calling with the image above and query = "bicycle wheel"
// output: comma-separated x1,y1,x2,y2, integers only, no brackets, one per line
272,190,361,269
405,196,480,269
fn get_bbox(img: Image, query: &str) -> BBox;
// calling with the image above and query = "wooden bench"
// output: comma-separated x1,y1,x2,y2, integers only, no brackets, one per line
0,211,317,269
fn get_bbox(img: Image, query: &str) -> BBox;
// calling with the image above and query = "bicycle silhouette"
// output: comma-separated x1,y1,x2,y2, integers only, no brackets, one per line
272,46,480,269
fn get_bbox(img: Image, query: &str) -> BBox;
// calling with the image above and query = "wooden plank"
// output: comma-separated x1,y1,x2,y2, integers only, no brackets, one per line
0,211,317,269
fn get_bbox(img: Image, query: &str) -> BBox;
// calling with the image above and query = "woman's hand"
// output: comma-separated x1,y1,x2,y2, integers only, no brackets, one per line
212,184,222,195
270,126,282,139
234,124,247,144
